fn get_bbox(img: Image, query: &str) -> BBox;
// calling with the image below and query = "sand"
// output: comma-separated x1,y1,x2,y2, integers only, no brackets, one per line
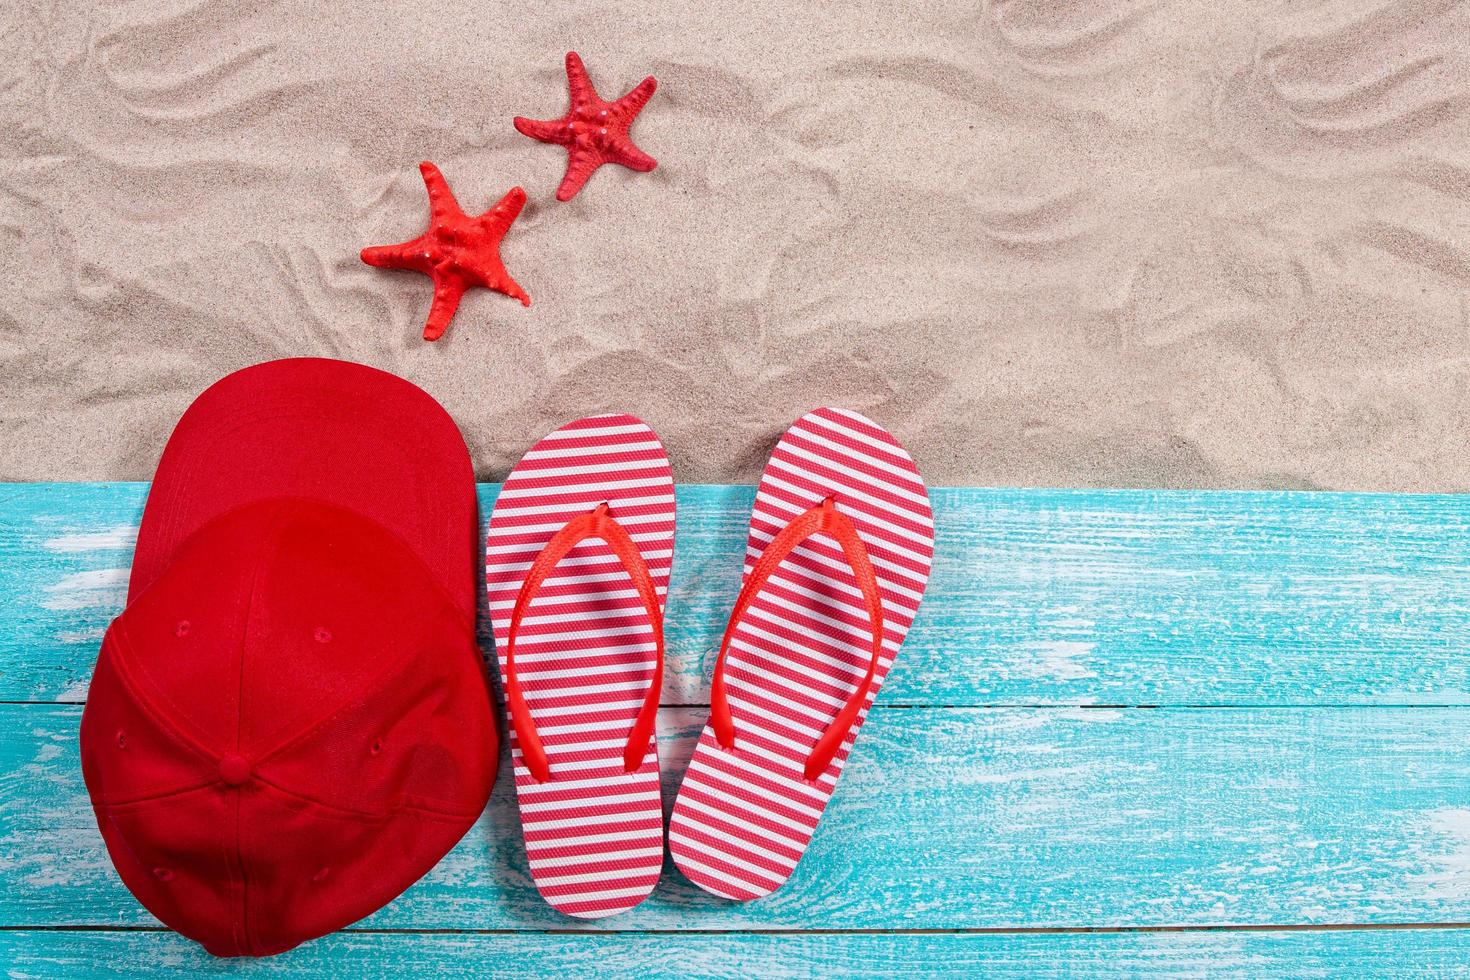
2,0,1468,489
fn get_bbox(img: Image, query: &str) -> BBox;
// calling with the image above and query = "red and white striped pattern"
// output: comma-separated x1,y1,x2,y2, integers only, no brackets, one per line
486,414,674,918
669,408,934,901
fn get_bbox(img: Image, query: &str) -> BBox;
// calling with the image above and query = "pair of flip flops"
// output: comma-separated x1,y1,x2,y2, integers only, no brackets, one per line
486,409,935,918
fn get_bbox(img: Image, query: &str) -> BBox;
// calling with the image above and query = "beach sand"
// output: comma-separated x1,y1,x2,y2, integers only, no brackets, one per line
2,0,1468,489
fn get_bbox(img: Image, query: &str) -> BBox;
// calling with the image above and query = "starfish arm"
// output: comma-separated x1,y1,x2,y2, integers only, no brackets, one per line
422,274,467,341
514,115,567,144
481,186,528,234
614,76,657,121
463,188,530,304
498,269,532,307
606,134,656,173
555,149,603,202
361,235,429,269
419,161,463,225
564,51,598,109
461,250,532,306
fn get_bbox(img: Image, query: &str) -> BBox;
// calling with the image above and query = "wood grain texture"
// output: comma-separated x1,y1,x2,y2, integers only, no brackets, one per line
7,703,1470,931
6,481,1470,973
4,483,1470,707
5,927,1470,978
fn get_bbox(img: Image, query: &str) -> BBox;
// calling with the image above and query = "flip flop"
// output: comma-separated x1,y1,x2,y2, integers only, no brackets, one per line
668,408,934,900
485,414,674,918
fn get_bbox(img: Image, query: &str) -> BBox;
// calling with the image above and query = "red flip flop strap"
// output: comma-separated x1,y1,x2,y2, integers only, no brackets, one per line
709,497,887,781
503,502,665,783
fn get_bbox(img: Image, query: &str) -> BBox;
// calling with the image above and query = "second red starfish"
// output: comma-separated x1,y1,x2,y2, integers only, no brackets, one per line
361,162,530,342
515,51,657,202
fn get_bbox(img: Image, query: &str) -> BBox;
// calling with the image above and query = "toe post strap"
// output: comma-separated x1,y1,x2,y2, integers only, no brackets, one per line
709,496,887,781
503,502,665,783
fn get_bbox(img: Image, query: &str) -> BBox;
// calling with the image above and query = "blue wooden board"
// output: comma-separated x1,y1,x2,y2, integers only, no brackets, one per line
4,928,1470,978
3,482,1470,976
5,483,1470,707
9,701,1470,932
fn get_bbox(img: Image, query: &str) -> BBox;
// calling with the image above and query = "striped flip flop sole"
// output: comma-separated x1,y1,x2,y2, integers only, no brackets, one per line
486,414,675,918
668,408,934,900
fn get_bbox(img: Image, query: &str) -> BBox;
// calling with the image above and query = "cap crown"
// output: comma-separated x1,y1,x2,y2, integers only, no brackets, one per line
80,498,496,956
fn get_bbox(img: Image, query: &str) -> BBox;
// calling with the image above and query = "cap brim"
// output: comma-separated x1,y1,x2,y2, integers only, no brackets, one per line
131,358,477,621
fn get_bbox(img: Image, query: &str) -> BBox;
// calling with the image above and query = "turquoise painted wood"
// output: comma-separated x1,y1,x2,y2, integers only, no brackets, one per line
5,482,1470,975
4,483,1470,707
5,928,1470,978
7,703,1470,930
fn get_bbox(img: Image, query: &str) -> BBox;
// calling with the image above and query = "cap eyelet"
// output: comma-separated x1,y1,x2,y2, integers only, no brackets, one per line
369,738,383,756
115,730,127,749
152,867,174,882
313,627,332,644
174,620,191,638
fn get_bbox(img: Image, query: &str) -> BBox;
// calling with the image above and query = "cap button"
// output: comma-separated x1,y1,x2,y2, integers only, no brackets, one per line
218,754,251,787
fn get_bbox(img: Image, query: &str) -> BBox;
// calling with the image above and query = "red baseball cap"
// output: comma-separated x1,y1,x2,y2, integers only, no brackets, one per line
79,358,498,957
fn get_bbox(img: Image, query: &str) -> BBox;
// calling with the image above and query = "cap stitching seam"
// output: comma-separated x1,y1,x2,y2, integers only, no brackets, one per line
99,627,221,770
252,774,482,823
137,490,485,759
90,777,221,810
96,774,479,824
250,614,479,772
231,503,289,957
101,541,483,830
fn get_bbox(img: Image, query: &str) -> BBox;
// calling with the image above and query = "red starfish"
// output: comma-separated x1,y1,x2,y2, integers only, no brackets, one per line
360,162,530,341
514,51,657,202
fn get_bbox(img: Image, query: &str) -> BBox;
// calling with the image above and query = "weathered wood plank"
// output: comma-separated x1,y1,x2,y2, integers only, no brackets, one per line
5,927,1470,978
6,703,1470,931
4,483,1470,706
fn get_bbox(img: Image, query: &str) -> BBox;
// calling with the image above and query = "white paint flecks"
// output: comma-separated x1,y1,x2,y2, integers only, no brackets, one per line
1024,641,1098,682
55,628,105,645
40,569,128,611
1408,808,1470,902
56,678,92,702
41,526,137,554
959,764,1102,787
1057,708,1123,723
